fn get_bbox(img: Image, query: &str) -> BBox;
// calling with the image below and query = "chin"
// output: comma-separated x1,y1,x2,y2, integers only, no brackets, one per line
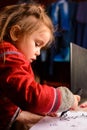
29,60,32,63
30,59,34,63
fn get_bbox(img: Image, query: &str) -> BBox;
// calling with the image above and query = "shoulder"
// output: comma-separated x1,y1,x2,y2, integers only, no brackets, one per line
0,41,29,64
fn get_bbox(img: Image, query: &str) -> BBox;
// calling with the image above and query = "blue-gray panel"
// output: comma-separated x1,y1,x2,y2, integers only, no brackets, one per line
70,43,87,98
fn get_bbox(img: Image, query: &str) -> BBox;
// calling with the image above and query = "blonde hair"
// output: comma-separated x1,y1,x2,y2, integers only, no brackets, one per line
0,3,54,46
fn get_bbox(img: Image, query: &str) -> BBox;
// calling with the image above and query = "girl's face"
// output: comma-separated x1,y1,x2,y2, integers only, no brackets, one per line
15,25,51,63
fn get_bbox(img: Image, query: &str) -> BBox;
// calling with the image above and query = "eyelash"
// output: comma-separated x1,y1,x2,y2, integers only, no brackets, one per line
35,42,40,47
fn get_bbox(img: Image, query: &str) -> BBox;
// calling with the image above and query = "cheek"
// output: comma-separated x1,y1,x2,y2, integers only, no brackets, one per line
24,48,33,59
24,46,35,60
27,49,33,56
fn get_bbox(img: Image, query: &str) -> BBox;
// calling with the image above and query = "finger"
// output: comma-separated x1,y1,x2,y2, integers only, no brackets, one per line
75,95,81,102
80,102,87,108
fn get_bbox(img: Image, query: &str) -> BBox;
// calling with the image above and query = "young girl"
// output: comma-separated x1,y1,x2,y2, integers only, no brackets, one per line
0,3,80,130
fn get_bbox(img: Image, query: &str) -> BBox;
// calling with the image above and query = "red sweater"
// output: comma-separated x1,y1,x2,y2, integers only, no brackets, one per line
0,42,61,130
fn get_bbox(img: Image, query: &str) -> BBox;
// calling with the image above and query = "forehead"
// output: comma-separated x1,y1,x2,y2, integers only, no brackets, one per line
37,26,51,40
37,25,51,38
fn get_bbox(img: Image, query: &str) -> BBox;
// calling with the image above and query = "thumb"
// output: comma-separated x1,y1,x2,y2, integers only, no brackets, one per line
75,95,81,102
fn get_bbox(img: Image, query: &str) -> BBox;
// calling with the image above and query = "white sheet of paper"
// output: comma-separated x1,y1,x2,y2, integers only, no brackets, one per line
30,111,87,130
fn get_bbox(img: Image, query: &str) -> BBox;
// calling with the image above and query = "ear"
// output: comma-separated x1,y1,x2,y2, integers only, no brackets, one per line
10,25,21,42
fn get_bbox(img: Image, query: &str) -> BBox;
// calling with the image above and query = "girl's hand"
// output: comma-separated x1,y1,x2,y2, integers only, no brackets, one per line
70,95,81,110
80,101,87,108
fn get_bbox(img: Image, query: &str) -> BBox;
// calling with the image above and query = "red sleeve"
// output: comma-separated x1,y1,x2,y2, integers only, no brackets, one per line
0,51,61,115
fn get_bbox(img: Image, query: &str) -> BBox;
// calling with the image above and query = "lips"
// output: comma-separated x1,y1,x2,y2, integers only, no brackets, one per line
30,58,36,62
32,57,36,60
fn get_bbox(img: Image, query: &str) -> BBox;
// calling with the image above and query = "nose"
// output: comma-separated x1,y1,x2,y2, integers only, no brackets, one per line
35,47,40,56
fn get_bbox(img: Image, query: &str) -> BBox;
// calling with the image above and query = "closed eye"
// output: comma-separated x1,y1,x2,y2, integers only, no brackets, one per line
35,42,39,47
35,40,46,48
